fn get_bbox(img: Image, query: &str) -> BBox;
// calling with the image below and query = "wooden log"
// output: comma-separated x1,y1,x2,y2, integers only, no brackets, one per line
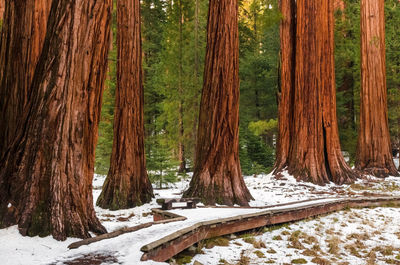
68,216,186,249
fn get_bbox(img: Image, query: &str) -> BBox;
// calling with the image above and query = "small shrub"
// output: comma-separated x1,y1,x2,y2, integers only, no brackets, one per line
327,236,341,255
291,258,307,264
204,237,230,249
310,257,330,265
272,235,282,240
253,250,265,258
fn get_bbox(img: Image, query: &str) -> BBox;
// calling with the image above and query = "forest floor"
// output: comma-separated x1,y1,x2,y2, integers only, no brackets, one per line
1,163,400,265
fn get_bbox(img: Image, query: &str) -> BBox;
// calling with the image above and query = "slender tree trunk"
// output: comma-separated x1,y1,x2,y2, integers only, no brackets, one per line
97,0,154,210
356,0,398,177
287,0,357,185
0,0,51,158
274,0,296,173
183,0,253,206
192,0,201,165
0,0,111,240
177,0,186,173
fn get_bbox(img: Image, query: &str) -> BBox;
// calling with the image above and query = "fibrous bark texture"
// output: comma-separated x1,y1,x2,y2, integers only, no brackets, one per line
97,0,154,210
0,0,4,21
0,0,51,158
287,0,357,185
0,0,112,240
334,0,345,12
183,0,253,206
273,0,296,173
356,0,398,177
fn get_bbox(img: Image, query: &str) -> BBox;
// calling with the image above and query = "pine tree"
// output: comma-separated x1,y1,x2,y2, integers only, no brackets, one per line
154,0,206,171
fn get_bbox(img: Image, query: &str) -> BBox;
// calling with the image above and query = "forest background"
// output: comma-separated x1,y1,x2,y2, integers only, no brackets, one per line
95,0,400,185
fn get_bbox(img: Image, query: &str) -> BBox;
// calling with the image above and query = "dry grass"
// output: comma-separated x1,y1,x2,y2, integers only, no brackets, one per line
366,250,377,265
203,237,230,249
327,236,341,255
267,248,277,254
311,257,330,265
235,251,250,265
253,250,265,258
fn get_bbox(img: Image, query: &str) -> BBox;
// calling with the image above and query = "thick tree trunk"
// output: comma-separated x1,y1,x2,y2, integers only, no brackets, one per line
183,0,253,206
0,0,111,240
287,0,357,185
97,0,154,210
0,0,51,158
356,0,398,177
273,0,296,174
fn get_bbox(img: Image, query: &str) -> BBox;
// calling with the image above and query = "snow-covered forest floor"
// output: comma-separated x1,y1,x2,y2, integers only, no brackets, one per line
2,165,400,265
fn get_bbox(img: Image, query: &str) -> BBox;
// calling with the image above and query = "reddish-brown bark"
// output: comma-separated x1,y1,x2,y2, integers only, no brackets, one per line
355,0,398,177
334,0,345,12
0,0,51,158
0,0,4,21
274,0,296,174
183,0,253,206
97,0,154,210
287,0,357,185
0,0,112,240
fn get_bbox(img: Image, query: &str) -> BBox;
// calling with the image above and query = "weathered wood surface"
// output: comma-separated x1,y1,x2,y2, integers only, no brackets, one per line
156,197,201,210
141,196,400,262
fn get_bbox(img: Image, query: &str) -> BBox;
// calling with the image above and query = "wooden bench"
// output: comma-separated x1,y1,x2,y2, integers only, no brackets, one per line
156,198,201,210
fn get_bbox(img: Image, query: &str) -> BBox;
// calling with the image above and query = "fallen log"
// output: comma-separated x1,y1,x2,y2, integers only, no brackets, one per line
68,216,187,249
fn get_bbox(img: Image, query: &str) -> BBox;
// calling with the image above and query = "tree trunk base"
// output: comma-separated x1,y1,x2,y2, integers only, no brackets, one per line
97,174,154,210
183,169,253,207
356,165,399,178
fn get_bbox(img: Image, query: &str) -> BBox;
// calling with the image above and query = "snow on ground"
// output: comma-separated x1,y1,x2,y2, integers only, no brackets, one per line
190,207,400,265
1,171,400,265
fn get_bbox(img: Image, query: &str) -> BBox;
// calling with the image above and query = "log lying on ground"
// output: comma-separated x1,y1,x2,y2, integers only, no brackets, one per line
68,216,186,249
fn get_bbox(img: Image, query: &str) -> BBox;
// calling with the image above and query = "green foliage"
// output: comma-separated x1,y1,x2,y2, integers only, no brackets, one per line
146,134,179,188
240,128,275,176
248,119,277,138
238,0,280,175
334,0,400,161
385,0,400,149
94,0,400,181
152,0,207,167
95,6,117,175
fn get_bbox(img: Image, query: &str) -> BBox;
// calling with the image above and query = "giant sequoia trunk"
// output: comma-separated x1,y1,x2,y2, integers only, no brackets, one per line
97,0,154,210
0,0,111,240
287,0,357,185
0,0,51,158
183,0,253,206
355,0,398,177
273,0,296,173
